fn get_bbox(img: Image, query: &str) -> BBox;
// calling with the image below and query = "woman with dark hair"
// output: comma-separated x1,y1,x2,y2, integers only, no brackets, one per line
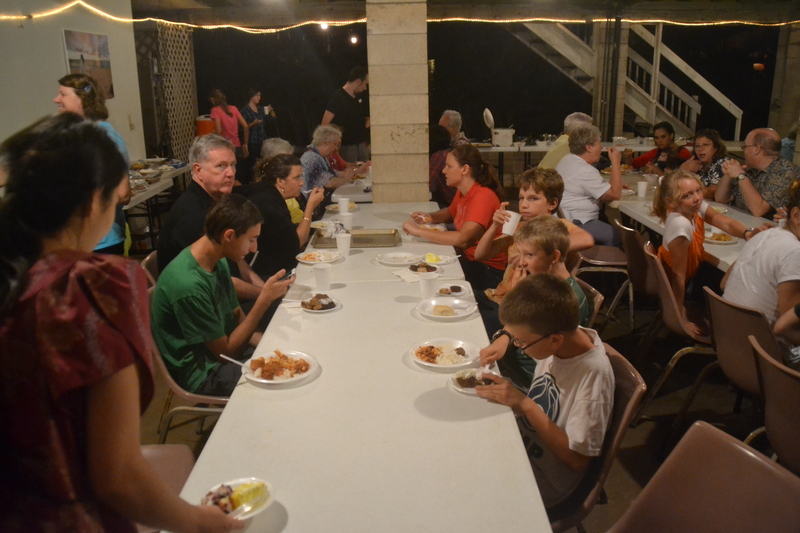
680,128,731,199
625,121,692,175
429,124,456,207
54,73,130,255
210,88,250,183
239,88,277,184
402,144,507,291
240,154,325,279
0,113,241,532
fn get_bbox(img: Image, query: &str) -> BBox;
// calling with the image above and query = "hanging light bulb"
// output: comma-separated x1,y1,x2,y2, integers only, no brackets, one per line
350,34,358,44
320,22,328,30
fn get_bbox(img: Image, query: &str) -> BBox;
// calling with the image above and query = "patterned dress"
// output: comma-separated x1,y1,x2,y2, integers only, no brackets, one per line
0,252,154,532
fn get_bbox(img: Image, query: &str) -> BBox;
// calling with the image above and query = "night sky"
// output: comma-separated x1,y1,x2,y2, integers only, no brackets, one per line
193,22,778,145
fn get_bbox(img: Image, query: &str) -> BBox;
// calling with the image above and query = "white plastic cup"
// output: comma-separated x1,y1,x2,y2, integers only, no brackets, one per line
502,211,523,236
613,136,627,149
340,212,354,230
313,263,331,291
338,197,350,213
637,181,648,198
418,271,440,299
335,233,351,256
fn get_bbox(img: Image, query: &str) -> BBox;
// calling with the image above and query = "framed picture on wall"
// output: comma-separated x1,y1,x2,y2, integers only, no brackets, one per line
62,30,114,99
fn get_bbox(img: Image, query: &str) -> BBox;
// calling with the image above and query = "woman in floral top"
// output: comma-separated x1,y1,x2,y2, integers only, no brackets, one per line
680,128,731,200
0,114,241,533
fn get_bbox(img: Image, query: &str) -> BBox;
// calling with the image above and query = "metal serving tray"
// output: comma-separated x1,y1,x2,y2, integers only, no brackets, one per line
309,228,402,249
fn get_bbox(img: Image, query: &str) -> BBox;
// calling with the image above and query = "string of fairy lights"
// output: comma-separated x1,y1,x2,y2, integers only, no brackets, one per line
2,0,800,33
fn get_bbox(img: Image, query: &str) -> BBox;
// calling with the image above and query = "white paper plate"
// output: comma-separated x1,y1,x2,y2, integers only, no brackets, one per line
621,189,636,196
409,338,480,369
712,206,728,214
435,282,472,297
483,108,495,130
325,202,358,213
202,477,274,519
423,254,457,266
242,351,318,385
415,297,477,320
375,252,421,266
705,232,738,245
310,221,329,229
301,299,342,314
408,263,441,275
450,368,501,395
296,251,341,264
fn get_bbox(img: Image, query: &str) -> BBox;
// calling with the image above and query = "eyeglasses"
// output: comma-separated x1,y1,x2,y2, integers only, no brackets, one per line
512,333,551,351
741,143,758,150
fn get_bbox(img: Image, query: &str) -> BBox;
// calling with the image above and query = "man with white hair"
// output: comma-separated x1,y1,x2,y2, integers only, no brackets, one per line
439,110,470,147
539,112,593,170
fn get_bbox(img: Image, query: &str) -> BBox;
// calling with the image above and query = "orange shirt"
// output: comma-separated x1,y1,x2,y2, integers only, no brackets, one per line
448,183,506,270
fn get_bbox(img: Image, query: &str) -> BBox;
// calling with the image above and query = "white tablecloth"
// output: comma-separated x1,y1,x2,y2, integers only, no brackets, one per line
179,201,551,532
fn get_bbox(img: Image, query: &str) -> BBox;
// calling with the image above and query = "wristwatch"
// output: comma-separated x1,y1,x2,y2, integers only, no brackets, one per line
492,329,512,343
736,173,748,182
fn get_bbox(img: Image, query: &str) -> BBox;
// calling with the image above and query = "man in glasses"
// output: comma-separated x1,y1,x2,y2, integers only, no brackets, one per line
475,274,614,509
717,127,800,217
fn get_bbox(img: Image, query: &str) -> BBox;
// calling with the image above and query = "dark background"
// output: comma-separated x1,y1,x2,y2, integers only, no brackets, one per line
193,22,778,146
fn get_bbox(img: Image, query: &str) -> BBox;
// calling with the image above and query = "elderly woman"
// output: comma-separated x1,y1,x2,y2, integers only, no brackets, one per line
54,73,130,255
0,113,241,532
625,121,692,175
680,128,731,200
241,154,325,279
555,124,625,246
300,125,369,198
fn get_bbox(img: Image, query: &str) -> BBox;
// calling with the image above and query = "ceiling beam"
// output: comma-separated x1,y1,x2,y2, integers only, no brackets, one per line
132,1,800,28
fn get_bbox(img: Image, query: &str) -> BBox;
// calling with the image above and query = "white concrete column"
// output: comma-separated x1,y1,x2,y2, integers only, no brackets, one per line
366,0,429,202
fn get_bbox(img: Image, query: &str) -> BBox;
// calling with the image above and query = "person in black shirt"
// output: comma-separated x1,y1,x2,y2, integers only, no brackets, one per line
238,154,325,279
321,66,370,163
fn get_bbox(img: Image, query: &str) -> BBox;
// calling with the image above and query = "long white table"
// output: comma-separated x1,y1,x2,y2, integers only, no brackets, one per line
179,202,551,532
331,178,372,203
616,180,771,271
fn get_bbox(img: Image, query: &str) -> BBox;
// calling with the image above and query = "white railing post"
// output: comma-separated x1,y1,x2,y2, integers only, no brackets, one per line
650,23,663,125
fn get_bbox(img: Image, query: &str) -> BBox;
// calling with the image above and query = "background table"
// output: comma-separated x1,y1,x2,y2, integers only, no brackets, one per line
179,201,551,532
331,178,372,203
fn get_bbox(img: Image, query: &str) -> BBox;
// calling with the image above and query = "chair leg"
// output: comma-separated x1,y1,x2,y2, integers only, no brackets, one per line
628,280,635,330
157,389,174,434
597,279,631,334
744,426,766,446
576,523,587,533
633,311,662,366
668,360,721,435
158,406,224,444
631,345,716,426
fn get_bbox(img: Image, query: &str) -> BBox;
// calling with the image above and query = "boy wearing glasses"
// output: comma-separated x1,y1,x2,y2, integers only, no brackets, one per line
480,216,591,387
476,274,614,509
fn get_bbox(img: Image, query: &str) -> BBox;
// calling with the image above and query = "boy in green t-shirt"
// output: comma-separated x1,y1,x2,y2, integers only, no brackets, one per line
151,194,294,396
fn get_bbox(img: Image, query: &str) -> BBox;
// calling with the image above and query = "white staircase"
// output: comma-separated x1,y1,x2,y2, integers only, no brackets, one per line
509,22,743,140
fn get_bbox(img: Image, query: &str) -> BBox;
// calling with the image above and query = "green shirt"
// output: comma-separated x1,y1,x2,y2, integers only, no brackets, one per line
566,276,591,328
151,247,239,392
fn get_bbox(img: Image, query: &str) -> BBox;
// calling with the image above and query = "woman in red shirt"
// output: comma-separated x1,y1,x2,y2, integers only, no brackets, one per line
403,144,507,291
626,121,691,175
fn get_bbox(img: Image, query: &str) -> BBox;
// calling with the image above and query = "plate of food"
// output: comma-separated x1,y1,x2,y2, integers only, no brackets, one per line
375,252,421,266
420,223,447,232
450,367,500,394
601,164,633,174
410,338,481,369
408,262,440,274
415,297,477,320
310,220,330,229
436,282,471,297
712,206,728,214
325,202,358,213
242,350,318,385
201,477,274,519
705,230,738,245
423,253,457,266
300,294,342,313
296,250,341,264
